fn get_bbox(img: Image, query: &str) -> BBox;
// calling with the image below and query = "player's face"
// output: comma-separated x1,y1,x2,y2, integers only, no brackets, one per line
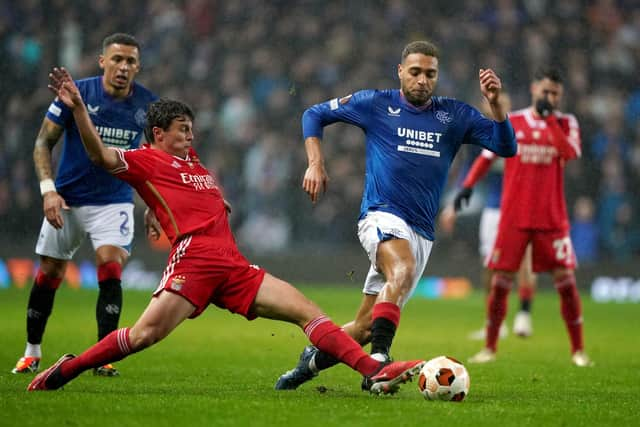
398,53,438,107
153,116,194,159
530,78,563,110
99,43,141,97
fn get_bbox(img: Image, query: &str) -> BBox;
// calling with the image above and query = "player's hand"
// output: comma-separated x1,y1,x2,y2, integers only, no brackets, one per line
48,67,82,109
43,192,70,229
479,68,502,105
535,98,553,118
438,205,457,235
144,208,161,241
302,161,329,204
453,187,473,212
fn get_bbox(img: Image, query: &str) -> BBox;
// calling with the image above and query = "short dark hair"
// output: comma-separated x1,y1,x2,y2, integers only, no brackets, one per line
532,67,563,84
144,99,195,143
401,40,440,62
102,33,140,51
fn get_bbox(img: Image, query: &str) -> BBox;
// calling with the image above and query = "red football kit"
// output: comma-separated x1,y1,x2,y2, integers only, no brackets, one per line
478,107,582,272
113,145,265,318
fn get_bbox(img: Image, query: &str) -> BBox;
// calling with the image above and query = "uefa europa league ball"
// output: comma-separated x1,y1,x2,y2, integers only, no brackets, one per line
417,355,470,401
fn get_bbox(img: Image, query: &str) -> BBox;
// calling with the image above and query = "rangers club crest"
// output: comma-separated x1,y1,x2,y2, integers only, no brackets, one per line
435,110,453,124
135,108,147,127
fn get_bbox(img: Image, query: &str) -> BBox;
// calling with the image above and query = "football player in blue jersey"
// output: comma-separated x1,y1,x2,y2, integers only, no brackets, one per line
276,40,517,391
12,33,157,376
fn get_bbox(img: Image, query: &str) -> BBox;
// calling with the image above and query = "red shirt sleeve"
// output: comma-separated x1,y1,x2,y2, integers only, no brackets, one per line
462,150,496,188
109,147,156,185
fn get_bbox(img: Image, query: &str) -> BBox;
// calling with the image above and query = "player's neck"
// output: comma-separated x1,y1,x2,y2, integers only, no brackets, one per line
102,80,133,100
399,90,432,110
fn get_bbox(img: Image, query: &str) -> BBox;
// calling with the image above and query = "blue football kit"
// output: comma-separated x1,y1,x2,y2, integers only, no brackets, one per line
46,76,157,206
302,89,516,240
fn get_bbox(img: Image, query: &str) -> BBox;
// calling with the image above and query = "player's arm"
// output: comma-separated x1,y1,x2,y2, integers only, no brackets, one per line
479,69,508,122
302,136,328,203
453,151,496,212
33,117,69,229
300,91,372,203
477,69,517,157
545,115,581,161
47,67,123,171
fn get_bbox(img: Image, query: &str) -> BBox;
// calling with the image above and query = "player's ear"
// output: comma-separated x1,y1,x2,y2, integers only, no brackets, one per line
397,63,403,80
152,126,163,142
99,54,105,70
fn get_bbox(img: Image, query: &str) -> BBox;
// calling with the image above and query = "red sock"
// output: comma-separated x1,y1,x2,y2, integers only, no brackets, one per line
97,261,122,281
304,316,379,376
554,273,583,353
60,328,133,379
370,302,400,355
35,269,63,289
486,273,513,351
518,283,534,302
371,302,401,326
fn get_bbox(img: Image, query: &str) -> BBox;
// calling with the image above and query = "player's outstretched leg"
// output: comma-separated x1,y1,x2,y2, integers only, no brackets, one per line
365,360,425,395
275,345,319,390
27,354,76,391
27,327,134,392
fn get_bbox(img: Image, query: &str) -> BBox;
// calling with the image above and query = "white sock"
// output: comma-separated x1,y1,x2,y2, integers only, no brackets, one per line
371,352,388,362
25,343,42,358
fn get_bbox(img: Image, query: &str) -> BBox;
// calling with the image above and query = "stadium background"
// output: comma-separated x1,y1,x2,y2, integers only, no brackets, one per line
0,0,638,295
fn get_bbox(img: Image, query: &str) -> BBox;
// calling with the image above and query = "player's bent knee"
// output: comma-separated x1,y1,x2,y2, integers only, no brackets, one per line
39,256,67,278
129,326,165,351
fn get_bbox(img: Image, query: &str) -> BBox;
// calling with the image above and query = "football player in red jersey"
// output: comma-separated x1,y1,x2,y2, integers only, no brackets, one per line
27,67,425,394
468,67,593,367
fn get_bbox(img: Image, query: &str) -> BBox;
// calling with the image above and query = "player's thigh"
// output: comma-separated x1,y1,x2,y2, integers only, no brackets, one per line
358,211,431,300
79,203,135,255
531,230,576,272
35,210,85,260
252,273,322,326
357,211,414,270
487,226,531,272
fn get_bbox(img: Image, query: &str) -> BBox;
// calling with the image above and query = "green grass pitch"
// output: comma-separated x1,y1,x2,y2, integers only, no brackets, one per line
1,285,639,427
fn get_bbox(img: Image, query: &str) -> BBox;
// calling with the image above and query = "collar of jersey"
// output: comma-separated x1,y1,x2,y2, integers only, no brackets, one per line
398,90,433,113
141,143,192,162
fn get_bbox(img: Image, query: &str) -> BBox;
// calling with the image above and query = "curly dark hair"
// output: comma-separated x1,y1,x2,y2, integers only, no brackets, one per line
144,98,195,143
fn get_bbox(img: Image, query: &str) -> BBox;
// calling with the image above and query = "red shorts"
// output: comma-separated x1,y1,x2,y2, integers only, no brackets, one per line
487,224,576,273
153,235,266,319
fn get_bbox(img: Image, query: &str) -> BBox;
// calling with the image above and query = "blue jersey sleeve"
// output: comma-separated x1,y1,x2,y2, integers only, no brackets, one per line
45,96,73,127
461,103,516,157
302,90,375,139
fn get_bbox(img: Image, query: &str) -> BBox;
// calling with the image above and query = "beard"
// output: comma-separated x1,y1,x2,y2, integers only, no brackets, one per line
402,87,431,107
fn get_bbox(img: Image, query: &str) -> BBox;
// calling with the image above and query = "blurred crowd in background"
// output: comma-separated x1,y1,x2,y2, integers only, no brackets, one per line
1,0,639,264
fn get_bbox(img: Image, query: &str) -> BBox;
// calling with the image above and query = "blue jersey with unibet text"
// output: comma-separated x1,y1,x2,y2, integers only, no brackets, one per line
302,89,516,240
46,76,157,206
